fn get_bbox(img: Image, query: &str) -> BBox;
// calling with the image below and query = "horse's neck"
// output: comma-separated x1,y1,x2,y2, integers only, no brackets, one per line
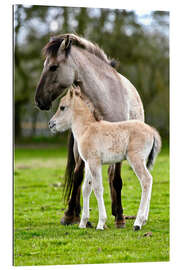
72,47,108,100
72,47,127,122
71,97,95,140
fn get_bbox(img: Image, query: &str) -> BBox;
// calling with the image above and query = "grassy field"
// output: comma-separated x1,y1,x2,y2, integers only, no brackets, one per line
14,142,169,266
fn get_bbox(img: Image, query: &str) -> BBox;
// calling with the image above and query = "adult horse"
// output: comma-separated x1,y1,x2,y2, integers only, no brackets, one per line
35,33,144,228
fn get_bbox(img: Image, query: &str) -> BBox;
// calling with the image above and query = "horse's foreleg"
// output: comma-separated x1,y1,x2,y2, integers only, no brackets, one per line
108,163,125,228
61,159,84,225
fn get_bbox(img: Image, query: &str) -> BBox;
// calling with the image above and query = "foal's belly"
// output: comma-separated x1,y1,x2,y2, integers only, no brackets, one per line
101,152,125,164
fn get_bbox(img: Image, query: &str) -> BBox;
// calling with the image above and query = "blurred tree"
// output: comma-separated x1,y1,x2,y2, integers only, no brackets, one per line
75,8,88,36
62,7,69,33
14,5,29,138
14,5,169,139
14,5,51,139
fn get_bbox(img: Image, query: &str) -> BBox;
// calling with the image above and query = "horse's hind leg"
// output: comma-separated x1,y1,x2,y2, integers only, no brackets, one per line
108,163,125,228
127,153,153,230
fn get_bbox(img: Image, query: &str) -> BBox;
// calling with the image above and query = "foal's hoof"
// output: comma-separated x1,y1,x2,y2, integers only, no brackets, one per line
60,215,80,225
133,225,141,231
79,223,86,229
96,225,104,230
86,221,93,228
96,224,108,230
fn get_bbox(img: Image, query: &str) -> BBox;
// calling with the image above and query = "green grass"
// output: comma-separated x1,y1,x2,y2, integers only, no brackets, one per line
14,142,169,266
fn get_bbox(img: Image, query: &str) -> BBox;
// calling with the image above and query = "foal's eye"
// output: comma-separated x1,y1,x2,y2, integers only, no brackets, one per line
60,106,65,111
49,65,58,72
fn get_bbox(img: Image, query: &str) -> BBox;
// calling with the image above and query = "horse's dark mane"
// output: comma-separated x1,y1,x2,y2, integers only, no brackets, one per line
42,33,117,68
42,38,64,58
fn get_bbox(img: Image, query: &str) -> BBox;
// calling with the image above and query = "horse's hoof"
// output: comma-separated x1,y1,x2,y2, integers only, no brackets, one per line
116,222,126,228
60,215,80,225
125,215,136,220
115,218,126,228
133,225,141,231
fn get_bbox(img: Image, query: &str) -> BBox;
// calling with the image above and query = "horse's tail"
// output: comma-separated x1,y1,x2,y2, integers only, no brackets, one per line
63,131,75,203
147,128,162,170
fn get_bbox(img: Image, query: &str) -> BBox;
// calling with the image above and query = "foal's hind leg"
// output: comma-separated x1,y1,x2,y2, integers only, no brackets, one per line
127,154,153,230
108,163,125,228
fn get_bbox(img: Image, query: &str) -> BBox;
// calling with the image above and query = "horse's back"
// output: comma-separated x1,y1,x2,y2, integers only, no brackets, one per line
117,73,144,122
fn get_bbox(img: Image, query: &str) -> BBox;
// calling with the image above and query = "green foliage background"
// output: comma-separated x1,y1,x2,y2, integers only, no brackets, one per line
14,5,169,139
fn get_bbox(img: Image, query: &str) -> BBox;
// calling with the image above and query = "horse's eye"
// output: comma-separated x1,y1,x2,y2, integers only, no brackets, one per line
49,65,58,72
60,106,65,111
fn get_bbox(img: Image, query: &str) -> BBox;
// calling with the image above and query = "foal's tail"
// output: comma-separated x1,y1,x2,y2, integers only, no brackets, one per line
147,128,162,170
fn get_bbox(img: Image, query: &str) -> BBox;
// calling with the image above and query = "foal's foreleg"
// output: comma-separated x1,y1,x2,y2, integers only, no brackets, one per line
79,164,93,228
89,163,107,230
127,154,153,230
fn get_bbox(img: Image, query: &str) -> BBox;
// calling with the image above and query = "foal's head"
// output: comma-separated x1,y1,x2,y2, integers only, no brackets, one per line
48,86,82,133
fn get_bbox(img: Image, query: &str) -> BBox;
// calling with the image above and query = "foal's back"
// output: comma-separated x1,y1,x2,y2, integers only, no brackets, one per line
80,120,156,164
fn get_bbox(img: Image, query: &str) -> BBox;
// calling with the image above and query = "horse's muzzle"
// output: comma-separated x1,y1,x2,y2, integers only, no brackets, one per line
35,100,51,111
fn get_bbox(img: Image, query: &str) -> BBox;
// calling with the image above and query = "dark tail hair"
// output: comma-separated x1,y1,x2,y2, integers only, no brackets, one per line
147,129,162,170
63,131,75,204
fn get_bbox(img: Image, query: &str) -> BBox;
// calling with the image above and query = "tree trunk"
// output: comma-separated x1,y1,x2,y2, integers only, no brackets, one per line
15,102,22,140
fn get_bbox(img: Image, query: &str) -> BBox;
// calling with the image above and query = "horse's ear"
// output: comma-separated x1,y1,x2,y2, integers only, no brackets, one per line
65,35,71,49
61,39,66,50
61,35,72,50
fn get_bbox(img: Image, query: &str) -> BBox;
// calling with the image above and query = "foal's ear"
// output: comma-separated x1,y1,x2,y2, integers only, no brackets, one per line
74,86,81,97
69,88,73,98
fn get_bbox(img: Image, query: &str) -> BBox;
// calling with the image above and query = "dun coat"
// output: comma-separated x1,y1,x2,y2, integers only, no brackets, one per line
49,87,161,230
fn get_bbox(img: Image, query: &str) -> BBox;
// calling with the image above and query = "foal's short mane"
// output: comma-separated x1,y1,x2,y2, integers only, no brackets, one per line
42,33,116,67
80,93,103,122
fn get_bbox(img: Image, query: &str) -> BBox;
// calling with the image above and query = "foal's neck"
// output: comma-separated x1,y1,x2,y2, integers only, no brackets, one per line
71,96,95,140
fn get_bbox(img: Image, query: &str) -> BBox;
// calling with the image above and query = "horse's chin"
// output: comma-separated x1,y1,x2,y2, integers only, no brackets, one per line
38,87,68,111
38,103,51,111
51,86,67,102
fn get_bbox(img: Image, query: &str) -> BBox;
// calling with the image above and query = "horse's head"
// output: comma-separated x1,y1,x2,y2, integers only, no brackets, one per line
35,35,77,110
49,86,81,133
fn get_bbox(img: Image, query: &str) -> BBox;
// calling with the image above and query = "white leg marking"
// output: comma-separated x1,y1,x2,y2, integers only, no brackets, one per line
127,155,153,230
88,164,107,230
79,163,92,228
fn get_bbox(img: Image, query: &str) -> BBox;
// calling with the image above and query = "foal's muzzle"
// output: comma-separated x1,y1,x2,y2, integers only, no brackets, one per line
48,120,56,129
